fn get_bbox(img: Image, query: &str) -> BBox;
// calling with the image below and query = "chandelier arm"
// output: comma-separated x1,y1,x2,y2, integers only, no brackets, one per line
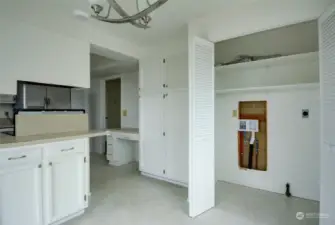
100,4,112,19
92,0,168,24
107,0,149,28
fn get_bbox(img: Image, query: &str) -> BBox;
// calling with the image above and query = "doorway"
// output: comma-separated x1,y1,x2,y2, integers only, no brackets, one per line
105,78,121,129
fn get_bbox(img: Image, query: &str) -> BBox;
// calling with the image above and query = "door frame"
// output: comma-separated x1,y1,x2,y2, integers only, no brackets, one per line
90,75,122,154
105,77,122,129
98,75,122,131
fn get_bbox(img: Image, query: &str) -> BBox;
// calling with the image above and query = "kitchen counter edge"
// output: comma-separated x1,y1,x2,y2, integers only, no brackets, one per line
0,128,139,149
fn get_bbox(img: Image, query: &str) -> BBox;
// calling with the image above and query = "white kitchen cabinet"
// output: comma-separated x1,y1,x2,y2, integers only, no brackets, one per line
139,52,188,185
0,20,90,90
164,91,188,184
106,132,139,166
166,53,188,90
139,93,166,177
0,138,89,225
140,57,166,92
0,160,43,225
140,53,188,92
44,152,86,224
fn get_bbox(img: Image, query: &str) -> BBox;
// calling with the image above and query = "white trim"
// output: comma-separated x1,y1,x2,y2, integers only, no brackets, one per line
319,3,335,22
108,160,124,166
141,172,188,187
103,75,122,81
188,35,194,215
100,77,122,130
216,83,320,94
50,210,84,225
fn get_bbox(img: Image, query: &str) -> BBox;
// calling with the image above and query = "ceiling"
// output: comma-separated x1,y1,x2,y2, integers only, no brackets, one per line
91,54,116,68
76,0,260,45
90,53,138,77
6,0,328,48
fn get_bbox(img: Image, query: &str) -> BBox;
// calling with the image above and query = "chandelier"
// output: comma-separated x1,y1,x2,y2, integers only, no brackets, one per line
88,0,169,29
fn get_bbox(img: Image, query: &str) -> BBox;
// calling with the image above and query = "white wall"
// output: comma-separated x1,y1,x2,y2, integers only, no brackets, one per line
215,52,320,201
215,87,320,201
0,1,143,95
120,73,140,128
1,1,143,59
90,72,139,154
0,20,90,94
216,52,319,91
139,28,188,58
89,79,107,153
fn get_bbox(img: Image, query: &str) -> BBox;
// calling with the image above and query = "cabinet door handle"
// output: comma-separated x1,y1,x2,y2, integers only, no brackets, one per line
8,155,26,161
118,137,130,140
61,147,75,152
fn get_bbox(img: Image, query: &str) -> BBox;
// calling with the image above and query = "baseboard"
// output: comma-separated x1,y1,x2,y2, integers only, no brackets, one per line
108,160,138,167
108,160,124,166
141,172,188,188
51,210,85,225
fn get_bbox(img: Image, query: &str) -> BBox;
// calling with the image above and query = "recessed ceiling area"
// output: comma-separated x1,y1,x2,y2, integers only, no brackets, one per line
215,20,318,65
90,45,138,77
90,54,117,69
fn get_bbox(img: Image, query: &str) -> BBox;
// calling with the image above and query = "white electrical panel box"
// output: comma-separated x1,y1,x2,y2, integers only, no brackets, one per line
238,119,259,132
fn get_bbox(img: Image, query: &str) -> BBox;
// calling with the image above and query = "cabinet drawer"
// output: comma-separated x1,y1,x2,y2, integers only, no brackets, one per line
0,146,42,168
107,145,114,155
45,139,85,158
110,133,139,141
107,136,114,145
106,154,113,162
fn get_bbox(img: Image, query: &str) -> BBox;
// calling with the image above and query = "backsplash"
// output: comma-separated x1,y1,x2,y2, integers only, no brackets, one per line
0,118,13,127
0,104,13,119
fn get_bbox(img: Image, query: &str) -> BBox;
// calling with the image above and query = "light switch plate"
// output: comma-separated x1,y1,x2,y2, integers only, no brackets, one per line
122,109,128,117
232,110,237,118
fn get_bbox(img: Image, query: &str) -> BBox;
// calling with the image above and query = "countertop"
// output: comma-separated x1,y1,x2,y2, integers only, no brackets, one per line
0,128,139,149
108,128,139,134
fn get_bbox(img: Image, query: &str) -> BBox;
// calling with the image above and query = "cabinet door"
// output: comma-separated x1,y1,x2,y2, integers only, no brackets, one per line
45,153,85,223
139,93,166,177
25,84,47,109
0,164,43,225
47,86,71,109
166,53,188,90
71,88,88,110
139,57,166,92
165,91,188,184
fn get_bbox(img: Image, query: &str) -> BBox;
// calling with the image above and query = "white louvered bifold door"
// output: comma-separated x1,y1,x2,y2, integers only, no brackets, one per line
319,5,335,225
188,37,215,218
